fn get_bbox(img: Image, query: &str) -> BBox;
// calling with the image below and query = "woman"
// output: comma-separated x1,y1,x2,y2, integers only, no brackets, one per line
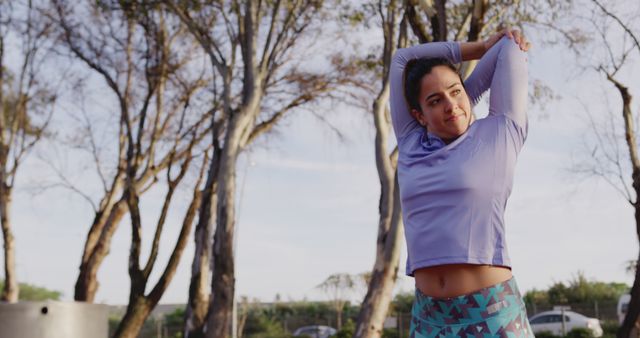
389,30,533,337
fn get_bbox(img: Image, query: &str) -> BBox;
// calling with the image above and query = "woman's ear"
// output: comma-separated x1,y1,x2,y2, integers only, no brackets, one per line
410,108,426,127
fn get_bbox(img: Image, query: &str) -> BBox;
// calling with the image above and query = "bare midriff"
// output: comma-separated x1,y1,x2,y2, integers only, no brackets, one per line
414,264,512,298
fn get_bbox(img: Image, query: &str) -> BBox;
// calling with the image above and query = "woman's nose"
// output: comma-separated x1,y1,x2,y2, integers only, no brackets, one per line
443,96,455,113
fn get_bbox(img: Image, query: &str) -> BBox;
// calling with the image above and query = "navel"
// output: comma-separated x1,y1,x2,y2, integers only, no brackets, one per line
438,276,446,289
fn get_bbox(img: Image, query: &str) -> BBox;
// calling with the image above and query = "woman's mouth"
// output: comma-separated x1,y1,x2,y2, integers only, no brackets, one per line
446,114,463,122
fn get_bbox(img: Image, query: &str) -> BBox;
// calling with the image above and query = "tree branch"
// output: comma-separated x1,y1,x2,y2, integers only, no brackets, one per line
592,0,640,54
405,0,432,43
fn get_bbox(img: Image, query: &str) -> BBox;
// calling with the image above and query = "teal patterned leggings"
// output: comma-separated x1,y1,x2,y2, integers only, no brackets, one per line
410,277,534,338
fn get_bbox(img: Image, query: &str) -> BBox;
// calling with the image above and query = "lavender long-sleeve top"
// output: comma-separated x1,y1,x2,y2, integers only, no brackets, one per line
389,37,528,277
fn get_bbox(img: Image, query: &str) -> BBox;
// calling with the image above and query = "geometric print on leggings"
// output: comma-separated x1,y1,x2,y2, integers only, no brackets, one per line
410,277,534,338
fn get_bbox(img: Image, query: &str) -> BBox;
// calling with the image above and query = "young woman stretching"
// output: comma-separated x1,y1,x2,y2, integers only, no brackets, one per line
389,30,533,337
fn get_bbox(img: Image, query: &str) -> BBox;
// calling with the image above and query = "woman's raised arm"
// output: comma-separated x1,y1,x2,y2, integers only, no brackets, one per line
389,42,461,140
464,36,528,132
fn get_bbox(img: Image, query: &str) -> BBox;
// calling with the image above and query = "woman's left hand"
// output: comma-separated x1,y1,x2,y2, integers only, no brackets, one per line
484,28,532,52
504,29,531,51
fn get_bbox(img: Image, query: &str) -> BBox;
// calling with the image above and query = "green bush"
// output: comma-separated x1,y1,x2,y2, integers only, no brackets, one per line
0,280,62,301
332,319,355,338
381,328,401,338
566,327,595,338
534,331,561,338
601,320,619,337
108,315,121,336
243,310,293,338
163,307,185,338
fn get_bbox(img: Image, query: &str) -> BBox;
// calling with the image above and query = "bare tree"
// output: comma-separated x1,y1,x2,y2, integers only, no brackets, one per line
0,0,56,303
317,273,357,331
345,1,405,337
49,0,213,304
50,1,219,336
566,2,640,337
182,92,223,338
163,2,358,337
114,114,208,338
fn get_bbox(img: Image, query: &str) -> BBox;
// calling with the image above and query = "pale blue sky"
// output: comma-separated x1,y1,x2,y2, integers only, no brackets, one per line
4,3,640,305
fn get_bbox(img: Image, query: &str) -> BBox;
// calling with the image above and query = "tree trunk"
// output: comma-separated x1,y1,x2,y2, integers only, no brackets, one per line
354,3,404,337
206,131,242,338
205,90,260,338
184,211,213,338
621,236,640,338
206,2,261,335
468,0,487,42
0,186,18,303
185,154,219,338
75,198,128,302
354,177,403,338
460,1,487,80
112,297,152,338
615,75,640,338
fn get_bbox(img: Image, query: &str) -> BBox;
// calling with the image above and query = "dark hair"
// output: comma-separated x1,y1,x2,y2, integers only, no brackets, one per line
404,57,464,112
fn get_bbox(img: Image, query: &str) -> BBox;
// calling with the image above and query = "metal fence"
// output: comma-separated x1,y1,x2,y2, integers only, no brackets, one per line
106,300,620,338
526,300,619,322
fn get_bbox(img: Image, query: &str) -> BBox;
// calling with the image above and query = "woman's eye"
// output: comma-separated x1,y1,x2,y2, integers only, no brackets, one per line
429,99,440,106
452,89,461,96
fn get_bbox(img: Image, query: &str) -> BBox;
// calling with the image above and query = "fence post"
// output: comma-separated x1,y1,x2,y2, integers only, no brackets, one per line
156,317,163,338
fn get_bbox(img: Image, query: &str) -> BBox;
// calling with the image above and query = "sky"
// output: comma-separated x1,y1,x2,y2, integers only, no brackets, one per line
3,2,640,306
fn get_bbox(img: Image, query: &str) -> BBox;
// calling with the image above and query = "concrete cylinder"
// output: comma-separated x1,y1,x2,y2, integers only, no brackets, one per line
0,301,108,338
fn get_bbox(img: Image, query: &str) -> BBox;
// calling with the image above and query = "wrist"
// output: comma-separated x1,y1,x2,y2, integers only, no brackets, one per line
482,39,490,54
459,41,486,61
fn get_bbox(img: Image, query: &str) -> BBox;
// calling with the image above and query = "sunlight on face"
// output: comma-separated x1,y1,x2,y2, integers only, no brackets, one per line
411,66,472,144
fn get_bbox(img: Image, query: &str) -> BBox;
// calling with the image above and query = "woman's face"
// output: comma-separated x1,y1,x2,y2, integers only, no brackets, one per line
410,66,472,143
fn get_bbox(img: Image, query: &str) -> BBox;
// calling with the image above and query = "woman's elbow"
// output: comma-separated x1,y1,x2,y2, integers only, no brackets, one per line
391,48,409,65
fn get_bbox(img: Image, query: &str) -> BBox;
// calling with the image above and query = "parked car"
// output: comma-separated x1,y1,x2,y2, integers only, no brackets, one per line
618,294,631,325
292,325,337,338
529,310,603,337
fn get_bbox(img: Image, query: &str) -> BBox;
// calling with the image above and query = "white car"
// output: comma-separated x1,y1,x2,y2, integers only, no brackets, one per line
292,325,337,338
529,310,603,337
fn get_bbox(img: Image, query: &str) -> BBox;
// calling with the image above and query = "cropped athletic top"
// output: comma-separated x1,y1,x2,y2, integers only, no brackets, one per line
389,37,528,276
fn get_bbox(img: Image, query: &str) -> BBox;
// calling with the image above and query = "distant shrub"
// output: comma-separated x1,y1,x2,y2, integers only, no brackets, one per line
331,319,355,338
381,328,401,338
566,327,595,338
0,280,62,301
534,331,561,338
243,310,293,338
601,320,619,337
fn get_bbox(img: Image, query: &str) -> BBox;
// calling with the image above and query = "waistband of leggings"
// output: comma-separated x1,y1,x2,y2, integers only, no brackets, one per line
413,277,525,321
